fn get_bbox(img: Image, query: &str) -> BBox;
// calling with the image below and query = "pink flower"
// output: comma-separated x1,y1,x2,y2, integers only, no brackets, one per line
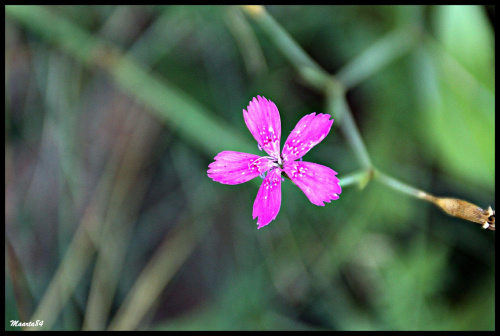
208,96,341,229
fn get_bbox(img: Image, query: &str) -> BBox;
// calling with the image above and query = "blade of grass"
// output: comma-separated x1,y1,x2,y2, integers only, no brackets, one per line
25,115,134,330
6,237,35,324
25,204,100,330
82,112,161,330
109,142,215,330
108,186,213,330
224,6,268,78
6,5,255,156
336,26,420,90
127,7,194,67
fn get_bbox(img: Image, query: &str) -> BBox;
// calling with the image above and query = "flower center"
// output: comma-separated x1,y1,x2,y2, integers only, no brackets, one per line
248,155,283,177
276,156,284,169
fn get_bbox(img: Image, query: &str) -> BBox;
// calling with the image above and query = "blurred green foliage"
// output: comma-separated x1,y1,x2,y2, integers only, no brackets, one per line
5,5,494,331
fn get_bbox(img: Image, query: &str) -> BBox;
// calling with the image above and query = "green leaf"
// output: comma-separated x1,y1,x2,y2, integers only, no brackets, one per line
433,5,494,92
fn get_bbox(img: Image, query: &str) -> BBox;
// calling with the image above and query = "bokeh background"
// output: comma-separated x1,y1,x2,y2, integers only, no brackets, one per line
5,5,494,331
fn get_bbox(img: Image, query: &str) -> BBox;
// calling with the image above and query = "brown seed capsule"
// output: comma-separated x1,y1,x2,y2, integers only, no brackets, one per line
427,197,495,231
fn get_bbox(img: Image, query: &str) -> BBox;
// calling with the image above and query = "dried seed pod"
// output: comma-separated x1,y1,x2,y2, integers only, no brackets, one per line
427,196,495,231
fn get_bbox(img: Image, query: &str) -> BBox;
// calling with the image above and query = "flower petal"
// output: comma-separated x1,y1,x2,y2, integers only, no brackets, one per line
282,113,333,162
243,96,281,159
284,161,341,206
208,151,274,185
253,168,282,229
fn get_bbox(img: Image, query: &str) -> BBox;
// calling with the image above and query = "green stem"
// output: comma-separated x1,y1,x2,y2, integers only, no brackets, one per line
338,169,372,188
374,169,429,200
334,95,373,169
241,6,331,86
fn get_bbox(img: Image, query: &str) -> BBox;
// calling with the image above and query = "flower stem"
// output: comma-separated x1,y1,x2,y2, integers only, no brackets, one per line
374,169,429,200
333,94,373,170
240,6,331,83
338,169,372,188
